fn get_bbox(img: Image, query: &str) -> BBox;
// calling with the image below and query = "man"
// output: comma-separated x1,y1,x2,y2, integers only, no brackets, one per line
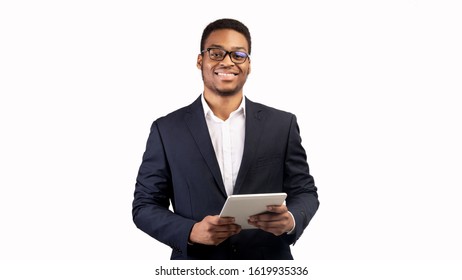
132,18,319,260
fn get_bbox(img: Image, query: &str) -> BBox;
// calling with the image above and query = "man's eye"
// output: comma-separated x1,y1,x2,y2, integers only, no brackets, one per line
211,53,224,58
232,52,247,60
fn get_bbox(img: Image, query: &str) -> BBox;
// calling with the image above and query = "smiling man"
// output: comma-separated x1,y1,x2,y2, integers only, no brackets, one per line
133,18,319,260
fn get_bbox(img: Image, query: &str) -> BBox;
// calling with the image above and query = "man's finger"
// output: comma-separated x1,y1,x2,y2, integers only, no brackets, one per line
266,204,287,213
216,217,237,225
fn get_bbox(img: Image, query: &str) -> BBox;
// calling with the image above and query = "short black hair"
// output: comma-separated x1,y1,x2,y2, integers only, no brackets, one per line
200,18,252,54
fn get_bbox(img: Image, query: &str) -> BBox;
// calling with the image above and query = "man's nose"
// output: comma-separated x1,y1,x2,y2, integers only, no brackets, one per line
220,52,235,65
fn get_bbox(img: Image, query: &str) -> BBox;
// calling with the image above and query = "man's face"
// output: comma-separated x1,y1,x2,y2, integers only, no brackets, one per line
197,29,251,97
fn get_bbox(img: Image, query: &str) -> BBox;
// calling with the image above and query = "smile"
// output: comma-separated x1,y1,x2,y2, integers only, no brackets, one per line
216,73,237,76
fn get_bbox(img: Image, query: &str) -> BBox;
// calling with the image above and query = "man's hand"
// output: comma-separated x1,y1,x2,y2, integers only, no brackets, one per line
248,205,294,236
189,215,241,246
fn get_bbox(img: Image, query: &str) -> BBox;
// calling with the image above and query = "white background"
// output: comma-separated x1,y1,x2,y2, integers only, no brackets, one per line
1,0,461,278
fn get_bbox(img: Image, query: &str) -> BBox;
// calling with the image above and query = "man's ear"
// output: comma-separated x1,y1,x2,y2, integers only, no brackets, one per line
196,54,203,69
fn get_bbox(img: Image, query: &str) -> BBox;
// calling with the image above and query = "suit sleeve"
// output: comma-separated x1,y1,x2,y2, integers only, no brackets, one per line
283,115,320,243
132,120,195,256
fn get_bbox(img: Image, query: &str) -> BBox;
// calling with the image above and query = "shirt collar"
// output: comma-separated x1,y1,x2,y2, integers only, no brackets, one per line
201,93,246,119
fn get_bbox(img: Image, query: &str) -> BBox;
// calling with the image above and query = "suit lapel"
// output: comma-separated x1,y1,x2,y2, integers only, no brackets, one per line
184,96,227,197
233,98,265,194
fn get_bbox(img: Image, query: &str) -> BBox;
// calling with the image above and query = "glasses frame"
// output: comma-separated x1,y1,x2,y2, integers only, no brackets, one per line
201,47,250,64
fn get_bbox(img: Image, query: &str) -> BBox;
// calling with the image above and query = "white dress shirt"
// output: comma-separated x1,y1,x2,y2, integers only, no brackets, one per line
201,94,245,196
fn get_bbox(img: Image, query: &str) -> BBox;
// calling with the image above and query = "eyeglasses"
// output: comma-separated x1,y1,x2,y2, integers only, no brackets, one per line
201,48,250,64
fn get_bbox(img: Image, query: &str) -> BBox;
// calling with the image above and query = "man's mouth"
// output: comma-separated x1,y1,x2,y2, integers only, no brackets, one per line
216,72,238,77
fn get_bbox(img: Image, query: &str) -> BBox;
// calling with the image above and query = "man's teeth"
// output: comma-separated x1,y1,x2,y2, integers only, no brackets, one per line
217,73,236,76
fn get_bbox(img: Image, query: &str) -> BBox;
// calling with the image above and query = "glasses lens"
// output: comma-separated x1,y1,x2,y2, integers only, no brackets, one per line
208,48,226,61
231,51,248,63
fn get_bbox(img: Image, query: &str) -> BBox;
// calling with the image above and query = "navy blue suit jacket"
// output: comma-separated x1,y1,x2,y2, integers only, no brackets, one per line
133,96,319,259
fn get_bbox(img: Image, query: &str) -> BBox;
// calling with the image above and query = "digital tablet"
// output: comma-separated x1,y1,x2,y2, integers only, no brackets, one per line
219,193,287,229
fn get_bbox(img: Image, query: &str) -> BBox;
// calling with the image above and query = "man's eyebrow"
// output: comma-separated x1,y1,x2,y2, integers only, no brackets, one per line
207,44,248,51
207,44,224,49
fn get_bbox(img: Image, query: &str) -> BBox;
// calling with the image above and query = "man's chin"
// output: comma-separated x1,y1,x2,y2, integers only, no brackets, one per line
216,87,243,97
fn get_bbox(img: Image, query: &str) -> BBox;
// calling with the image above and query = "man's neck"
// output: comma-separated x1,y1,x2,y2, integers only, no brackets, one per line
203,91,243,121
